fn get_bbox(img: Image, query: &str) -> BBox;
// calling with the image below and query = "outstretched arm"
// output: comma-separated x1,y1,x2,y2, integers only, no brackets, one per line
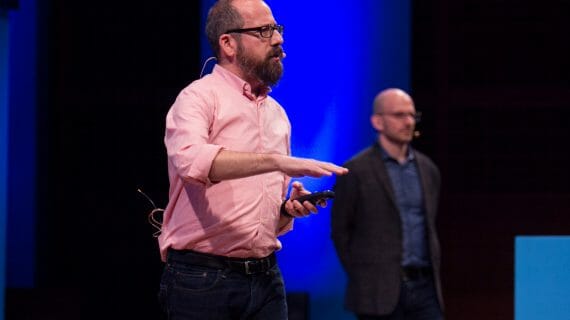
208,150,348,182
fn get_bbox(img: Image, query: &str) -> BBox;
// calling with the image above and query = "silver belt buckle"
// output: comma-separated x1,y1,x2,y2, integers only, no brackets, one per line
244,260,254,274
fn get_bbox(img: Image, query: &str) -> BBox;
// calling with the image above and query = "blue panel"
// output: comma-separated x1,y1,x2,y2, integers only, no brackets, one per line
515,236,570,320
200,0,216,62
6,0,36,287
200,1,410,319
1,10,10,320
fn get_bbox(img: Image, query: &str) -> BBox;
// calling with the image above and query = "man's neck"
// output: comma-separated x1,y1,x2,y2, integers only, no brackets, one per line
379,137,409,164
250,81,268,97
219,62,266,97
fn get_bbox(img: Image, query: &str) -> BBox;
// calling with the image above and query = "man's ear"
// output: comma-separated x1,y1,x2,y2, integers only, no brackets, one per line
370,114,383,132
219,34,237,58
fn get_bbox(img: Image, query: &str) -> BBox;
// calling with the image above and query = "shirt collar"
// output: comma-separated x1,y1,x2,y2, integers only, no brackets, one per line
377,141,416,163
212,64,271,101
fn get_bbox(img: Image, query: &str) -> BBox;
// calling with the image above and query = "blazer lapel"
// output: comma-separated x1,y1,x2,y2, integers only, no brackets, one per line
416,153,435,221
368,144,398,209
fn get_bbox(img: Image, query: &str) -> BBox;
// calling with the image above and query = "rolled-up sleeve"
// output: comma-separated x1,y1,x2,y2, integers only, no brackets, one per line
165,85,223,185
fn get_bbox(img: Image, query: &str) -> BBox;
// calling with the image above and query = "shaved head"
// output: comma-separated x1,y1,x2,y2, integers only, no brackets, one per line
373,88,413,115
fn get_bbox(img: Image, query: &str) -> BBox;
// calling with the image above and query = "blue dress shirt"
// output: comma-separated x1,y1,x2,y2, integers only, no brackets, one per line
380,146,430,267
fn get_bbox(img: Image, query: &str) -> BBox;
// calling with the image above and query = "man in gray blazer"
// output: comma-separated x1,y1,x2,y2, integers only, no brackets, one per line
331,88,444,320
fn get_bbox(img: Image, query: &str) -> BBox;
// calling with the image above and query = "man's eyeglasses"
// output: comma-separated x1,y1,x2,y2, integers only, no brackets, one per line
377,111,422,122
225,24,284,38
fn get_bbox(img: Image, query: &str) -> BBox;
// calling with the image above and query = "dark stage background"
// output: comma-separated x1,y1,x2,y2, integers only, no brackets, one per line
6,0,570,319
411,1,570,318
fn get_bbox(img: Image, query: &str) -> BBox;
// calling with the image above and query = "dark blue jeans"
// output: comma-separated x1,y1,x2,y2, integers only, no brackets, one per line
358,276,443,320
158,256,288,320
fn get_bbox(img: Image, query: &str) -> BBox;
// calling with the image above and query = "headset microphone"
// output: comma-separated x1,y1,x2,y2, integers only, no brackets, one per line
413,131,421,138
200,56,217,78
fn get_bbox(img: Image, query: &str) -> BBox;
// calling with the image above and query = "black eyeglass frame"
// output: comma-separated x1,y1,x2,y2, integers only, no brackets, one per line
376,111,422,123
225,24,284,38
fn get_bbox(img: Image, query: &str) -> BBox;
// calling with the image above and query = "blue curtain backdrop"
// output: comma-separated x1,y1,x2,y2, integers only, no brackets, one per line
1,0,37,298
200,1,411,319
1,10,9,320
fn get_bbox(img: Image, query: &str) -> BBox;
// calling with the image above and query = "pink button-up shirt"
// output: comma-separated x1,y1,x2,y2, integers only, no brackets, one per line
159,65,293,261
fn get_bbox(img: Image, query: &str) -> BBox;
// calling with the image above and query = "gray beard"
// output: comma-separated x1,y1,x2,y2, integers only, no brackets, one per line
237,47,283,87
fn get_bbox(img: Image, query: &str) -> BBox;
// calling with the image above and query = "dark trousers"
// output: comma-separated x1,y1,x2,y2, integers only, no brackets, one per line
358,276,443,320
158,250,288,320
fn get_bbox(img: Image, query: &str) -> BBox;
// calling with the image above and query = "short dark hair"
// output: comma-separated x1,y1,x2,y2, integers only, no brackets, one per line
205,0,244,58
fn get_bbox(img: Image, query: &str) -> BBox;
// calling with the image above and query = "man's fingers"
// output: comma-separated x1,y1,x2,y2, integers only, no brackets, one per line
320,162,349,175
283,156,348,178
291,181,304,191
302,201,318,213
292,200,310,216
308,161,348,177
316,199,327,208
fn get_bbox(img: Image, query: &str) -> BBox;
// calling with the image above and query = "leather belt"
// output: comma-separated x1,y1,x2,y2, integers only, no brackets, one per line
167,249,276,275
401,266,432,281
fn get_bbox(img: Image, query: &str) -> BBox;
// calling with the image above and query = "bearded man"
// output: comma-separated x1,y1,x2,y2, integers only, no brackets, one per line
157,1,347,319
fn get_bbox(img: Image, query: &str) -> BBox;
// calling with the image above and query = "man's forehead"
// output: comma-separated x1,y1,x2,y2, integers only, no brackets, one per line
384,95,414,110
234,0,274,24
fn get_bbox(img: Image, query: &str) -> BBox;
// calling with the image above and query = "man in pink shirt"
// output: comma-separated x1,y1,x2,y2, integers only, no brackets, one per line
157,0,348,319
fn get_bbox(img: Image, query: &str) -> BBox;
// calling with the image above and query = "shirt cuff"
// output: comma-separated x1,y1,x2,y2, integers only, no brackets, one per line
185,144,225,186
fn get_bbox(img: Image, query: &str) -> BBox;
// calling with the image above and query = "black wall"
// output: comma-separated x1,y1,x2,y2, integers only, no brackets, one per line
0,0,18,10
36,1,201,319
412,0,570,319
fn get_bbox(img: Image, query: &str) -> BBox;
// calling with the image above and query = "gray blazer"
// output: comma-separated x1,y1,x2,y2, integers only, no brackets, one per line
331,142,443,315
